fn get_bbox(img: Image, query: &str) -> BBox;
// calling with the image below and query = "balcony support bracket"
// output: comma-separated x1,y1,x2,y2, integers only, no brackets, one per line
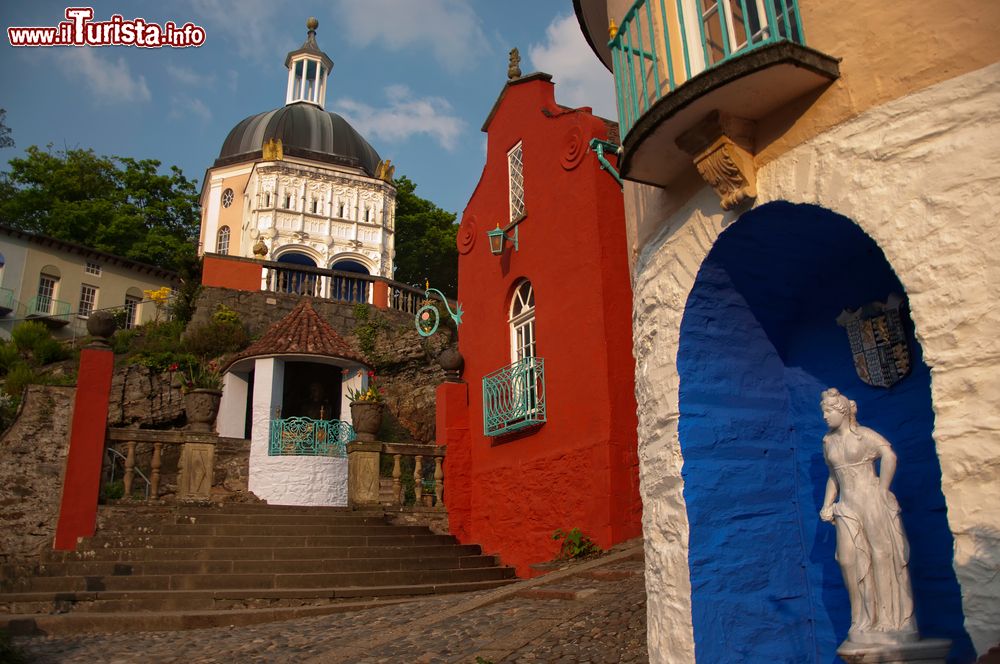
677,111,757,210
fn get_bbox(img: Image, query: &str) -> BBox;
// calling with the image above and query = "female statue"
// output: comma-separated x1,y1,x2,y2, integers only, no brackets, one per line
819,388,917,645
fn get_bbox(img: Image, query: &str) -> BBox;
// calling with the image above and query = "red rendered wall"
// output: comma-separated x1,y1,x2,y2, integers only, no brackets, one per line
447,76,641,576
54,346,115,550
202,254,262,292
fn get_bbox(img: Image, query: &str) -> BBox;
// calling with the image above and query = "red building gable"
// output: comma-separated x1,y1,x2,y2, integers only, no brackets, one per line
438,71,641,576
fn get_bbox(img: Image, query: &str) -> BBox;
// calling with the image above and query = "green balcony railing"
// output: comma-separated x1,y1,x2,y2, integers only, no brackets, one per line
269,417,356,457
482,357,546,437
610,0,805,137
26,295,71,320
0,287,17,314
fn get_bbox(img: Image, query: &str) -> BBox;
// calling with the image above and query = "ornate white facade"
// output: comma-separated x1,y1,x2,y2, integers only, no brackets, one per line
198,18,395,277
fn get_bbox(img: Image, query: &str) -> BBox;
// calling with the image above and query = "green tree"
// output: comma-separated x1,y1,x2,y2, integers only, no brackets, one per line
392,175,458,297
0,109,13,149
0,145,200,272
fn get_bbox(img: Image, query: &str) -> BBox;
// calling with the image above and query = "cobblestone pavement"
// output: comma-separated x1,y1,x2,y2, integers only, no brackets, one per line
14,543,647,664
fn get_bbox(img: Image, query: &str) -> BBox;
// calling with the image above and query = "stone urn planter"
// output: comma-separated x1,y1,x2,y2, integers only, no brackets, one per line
350,401,384,442
184,389,222,432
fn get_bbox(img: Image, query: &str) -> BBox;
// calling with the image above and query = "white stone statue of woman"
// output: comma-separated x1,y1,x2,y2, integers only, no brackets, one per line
819,388,918,646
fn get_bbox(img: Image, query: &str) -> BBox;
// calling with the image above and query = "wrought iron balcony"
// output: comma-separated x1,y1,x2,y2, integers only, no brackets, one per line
608,0,838,188
26,295,72,326
269,417,356,457
0,288,17,317
482,357,546,437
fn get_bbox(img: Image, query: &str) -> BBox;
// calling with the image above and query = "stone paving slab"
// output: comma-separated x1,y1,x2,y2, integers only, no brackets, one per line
13,540,647,663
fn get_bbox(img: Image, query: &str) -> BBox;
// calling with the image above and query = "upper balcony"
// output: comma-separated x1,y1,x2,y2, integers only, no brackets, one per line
577,0,839,198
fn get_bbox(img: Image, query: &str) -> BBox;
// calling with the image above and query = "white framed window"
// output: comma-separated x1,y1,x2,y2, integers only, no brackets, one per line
264,192,272,207
508,142,525,222
284,193,292,209
685,0,792,71
509,280,536,363
78,284,98,318
221,187,234,208
311,198,318,214
338,201,345,218
36,274,58,314
85,261,102,277
217,226,231,255
124,292,141,329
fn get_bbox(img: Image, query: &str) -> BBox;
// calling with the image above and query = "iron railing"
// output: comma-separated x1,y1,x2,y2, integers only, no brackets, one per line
25,295,72,320
610,0,805,136
269,417,356,457
253,258,442,315
482,357,546,437
0,288,17,315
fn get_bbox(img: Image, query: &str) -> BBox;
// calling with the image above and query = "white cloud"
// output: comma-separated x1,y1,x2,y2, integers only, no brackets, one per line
332,86,465,151
332,0,491,73
528,14,616,119
166,64,215,87
169,95,213,123
52,48,151,104
188,0,296,62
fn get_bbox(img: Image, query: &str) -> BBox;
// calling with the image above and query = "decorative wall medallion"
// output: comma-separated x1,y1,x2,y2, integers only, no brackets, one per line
836,293,912,388
457,214,477,255
560,125,586,171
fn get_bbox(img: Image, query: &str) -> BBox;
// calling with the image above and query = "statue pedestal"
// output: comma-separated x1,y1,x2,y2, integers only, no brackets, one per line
838,638,952,664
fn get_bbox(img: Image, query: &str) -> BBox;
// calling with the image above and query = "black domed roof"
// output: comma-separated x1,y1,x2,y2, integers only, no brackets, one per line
216,103,381,176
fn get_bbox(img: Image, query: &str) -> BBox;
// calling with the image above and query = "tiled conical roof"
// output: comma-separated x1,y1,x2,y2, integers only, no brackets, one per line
223,298,366,371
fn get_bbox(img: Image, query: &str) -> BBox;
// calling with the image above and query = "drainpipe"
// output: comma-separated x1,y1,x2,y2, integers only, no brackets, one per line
588,138,623,189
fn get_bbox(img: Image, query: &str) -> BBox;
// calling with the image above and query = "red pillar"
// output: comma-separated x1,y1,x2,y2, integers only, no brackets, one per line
373,281,389,310
54,345,114,550
437,381,471,541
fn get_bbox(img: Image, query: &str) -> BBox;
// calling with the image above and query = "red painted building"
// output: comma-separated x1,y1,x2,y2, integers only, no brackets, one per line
438,71,641,576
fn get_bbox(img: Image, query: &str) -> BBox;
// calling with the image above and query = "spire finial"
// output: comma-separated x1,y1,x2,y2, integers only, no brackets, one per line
507,47,522,80
307,17,319,32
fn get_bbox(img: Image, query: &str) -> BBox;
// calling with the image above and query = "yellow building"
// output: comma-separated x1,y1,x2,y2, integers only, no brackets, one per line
574,0,999,661
0,226,179,339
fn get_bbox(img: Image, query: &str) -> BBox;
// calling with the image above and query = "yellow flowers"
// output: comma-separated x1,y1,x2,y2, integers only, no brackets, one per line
143,286,173,321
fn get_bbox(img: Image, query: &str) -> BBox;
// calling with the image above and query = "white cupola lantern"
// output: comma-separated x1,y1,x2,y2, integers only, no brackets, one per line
284,17,334,109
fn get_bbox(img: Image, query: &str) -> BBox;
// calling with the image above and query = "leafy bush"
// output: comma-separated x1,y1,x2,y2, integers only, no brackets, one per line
552,528,601,561
9,321,68,364
211,303,241,325
182,319,250,359
10,321,50,354
4,364,36,398
0,342,20,375
101,480,125,501
109,327,141,354
131,350,196,375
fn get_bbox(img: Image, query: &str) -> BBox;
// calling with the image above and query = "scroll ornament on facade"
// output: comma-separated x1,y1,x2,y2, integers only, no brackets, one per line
692,137,757,210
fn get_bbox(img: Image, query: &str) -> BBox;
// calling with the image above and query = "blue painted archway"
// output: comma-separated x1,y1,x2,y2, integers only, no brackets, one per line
677,202,972,663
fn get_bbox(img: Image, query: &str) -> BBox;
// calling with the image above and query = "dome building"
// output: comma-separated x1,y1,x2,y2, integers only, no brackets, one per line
198,18,396,280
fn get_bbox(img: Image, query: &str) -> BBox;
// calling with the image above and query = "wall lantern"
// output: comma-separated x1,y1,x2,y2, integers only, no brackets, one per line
486,225,518,255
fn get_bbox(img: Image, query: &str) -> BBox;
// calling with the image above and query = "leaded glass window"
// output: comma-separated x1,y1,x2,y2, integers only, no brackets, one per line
508,142,525,222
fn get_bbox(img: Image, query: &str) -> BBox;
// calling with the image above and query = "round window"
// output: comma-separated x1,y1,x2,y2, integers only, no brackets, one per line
222,188,234,208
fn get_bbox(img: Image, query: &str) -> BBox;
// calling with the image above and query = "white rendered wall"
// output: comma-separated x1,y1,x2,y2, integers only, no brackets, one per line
631,62,1000,661
217,372,248,438
247,357,348,507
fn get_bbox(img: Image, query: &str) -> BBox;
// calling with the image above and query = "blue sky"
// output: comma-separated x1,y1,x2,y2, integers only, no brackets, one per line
1,1,615,216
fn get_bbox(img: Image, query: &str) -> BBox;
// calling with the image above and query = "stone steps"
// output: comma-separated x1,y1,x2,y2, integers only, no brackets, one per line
43,543,485,563
0,503,517,632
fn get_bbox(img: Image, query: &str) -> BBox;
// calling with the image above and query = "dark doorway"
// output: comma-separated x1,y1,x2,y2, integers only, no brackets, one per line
282,362,341,421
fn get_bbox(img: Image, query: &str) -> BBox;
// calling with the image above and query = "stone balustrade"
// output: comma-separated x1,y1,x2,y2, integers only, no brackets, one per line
105,429,221,501
348,441,445,509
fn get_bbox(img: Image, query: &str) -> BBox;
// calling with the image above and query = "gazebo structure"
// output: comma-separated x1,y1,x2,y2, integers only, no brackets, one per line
219,298,370,506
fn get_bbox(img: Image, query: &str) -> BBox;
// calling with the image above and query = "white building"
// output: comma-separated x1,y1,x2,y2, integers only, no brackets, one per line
198,18,396,282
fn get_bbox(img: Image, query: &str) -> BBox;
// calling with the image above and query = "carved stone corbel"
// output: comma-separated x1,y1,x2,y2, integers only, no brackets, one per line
677,112,757,210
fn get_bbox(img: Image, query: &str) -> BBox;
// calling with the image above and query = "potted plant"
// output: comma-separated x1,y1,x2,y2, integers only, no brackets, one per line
177,359,223,431
347,371,384,442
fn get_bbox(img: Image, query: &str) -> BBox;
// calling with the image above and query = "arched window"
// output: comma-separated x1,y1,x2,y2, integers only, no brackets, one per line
509,280,535,363
217,226,231,255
